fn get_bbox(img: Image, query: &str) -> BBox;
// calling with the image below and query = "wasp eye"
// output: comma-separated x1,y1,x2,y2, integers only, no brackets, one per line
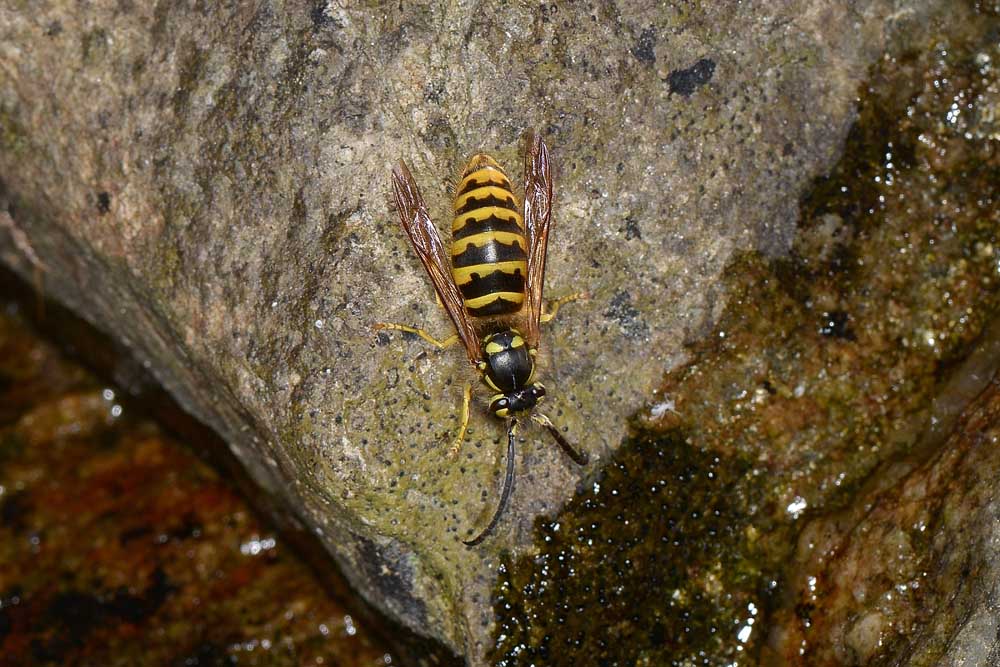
490,396,510,417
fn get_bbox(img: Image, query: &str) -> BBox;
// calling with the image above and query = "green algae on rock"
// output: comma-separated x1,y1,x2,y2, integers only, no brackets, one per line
490,431,766,666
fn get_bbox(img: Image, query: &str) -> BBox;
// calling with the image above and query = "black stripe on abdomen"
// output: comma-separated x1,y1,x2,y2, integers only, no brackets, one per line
458,268,525,301
456,192,518,216
468,295,523,317
457,173,511,197
452,214,524,241
452,238,526,267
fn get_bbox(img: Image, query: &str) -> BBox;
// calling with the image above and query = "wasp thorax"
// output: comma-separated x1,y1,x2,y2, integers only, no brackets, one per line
480,330,535,394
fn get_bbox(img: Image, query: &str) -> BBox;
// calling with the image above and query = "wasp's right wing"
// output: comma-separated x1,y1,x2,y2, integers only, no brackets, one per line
521,132,553,349
391,161,483,364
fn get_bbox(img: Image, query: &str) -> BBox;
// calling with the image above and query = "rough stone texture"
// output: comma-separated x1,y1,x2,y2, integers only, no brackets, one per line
0,0,947,661
766,369,1000,666
0,302,395,666
484,1,1000,658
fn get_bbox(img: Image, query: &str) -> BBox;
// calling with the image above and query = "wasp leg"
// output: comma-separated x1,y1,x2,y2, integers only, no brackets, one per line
373,322,459,349
531,412,588,465
448,383,473,459
539,292,589,324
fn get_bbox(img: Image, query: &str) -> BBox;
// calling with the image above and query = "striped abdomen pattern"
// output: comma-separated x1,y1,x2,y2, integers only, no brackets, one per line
451,155,527,317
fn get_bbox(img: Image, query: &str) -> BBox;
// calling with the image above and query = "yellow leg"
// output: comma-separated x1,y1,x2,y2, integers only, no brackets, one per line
448,383,473,459
373,322,459,349
540,292,588,323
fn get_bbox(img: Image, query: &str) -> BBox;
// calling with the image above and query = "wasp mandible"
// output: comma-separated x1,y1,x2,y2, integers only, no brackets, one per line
376,132,587,546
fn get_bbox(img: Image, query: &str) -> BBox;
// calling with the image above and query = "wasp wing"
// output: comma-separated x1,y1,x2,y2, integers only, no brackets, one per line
521,132,553,349
391,161,482,364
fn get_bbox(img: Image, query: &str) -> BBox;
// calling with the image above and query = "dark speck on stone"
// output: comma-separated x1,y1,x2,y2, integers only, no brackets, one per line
667,58,716,97
0,607,9,642
631,27,657,66
622,217,642,240
604,290,648,340
180,642,237,667
819,310,854,340
96,191,111,215
0,491,30,532
310,3,338,29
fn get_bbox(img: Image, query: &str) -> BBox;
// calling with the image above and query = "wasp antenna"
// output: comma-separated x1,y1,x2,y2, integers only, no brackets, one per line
532,413,588,466
464,419,518,547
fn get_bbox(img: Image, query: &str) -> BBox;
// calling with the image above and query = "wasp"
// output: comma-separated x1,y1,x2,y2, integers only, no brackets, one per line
375,132,588,546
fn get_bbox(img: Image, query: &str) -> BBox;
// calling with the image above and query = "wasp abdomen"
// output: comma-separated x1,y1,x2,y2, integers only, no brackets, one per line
451,155,527,318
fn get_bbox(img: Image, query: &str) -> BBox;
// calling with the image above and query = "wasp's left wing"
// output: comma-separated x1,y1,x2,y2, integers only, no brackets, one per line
521,132,554,349
391,161,483,364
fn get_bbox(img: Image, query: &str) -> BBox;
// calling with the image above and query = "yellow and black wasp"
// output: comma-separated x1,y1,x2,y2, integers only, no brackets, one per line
376,132,588,546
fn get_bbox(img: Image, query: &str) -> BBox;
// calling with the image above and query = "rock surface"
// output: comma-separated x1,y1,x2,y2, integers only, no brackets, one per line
766,368,1000,666
0,0,952,661
486,2,1000,661
0,295,397,666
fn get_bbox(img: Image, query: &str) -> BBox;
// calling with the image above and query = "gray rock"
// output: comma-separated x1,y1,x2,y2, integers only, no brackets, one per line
0,0,947,662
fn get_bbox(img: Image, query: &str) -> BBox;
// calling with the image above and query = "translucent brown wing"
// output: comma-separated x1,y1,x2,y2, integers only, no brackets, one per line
391,161,482,364
521,132,554,349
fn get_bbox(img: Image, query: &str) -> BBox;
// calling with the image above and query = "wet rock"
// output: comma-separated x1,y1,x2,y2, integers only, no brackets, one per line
0,303,394,666
0,0,958,661
490,431,765,666
488,2,1000,664
766,369,1000,666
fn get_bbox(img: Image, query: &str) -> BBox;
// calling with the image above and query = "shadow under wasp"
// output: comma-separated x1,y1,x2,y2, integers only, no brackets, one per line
375,132,588,546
